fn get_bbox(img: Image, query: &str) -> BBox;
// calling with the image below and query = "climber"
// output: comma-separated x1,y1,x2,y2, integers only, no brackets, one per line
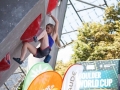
13,13,61,64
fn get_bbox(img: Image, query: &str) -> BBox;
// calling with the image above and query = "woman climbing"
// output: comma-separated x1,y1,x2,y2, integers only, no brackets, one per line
13,13,61,64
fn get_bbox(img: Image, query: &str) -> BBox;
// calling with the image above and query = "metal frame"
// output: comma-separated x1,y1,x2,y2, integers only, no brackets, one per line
62,30,78,35
61,0,109,47
76,0,105,9
77,4,105,12
61,40,74,48
4,83,9,90
103,0,108,7
69,0,83,22
1,66,26,90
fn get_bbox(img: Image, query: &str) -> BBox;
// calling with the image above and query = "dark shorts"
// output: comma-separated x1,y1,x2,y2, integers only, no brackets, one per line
34,47,51,58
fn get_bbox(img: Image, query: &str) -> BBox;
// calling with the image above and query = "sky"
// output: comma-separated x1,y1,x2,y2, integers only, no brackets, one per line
57,45,74,63
56,0,118,63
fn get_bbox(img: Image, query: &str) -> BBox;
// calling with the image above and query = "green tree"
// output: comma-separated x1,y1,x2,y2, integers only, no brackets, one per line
72,3,120,62
18,80,24,90
55,2,120,77
55,59,75,77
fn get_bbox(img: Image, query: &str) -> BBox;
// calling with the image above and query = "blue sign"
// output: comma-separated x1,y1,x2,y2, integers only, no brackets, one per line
79,70,118,89
78,59,120,90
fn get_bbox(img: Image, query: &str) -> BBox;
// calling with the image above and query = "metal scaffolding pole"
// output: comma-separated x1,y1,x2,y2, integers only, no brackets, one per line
60,39,66,46
4,83,9,90
77,6,95,12
77,4,105,12
19,66,26,76
76,0,105,9
103,0,108,7
62,30,78,35
69,0,83,23
61,41,74,48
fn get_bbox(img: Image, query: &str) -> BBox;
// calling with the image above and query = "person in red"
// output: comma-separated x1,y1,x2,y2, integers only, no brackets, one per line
13,13,61,64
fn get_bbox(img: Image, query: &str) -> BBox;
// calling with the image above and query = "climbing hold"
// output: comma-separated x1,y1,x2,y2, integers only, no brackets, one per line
20,14,42,42
47,0,58,14
0,53,10,71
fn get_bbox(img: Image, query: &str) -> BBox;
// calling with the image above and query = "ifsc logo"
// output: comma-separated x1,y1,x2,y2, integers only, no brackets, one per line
42,85,58,90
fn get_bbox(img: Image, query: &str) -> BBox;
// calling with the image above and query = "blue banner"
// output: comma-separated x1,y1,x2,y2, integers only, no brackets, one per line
79,70,118,89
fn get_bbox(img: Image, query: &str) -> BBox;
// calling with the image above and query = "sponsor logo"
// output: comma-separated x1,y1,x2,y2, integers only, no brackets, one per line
86,65,95,70
43,85,58,90
68,71,76,90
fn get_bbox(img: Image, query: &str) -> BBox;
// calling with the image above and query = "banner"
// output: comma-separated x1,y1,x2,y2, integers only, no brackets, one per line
22,62,53,90
78,59,120,90
79,70,117,89
62,64,83,90
28,71,62,90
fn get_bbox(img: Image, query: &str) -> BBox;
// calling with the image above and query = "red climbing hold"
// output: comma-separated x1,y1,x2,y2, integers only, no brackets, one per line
20,14,42,42
0,53,10,71
47,0,58,14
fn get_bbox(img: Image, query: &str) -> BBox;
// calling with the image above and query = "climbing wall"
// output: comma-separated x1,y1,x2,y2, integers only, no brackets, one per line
0,0,66,88
0,0,47,87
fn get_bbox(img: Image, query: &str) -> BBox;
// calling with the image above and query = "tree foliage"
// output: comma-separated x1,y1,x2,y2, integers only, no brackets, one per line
55,2,120,77
55,60,75,77
17,2,120,90
72,3,120,62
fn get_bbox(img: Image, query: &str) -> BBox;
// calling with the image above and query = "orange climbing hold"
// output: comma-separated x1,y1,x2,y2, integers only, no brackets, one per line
47,0,58,14
0,53,10,71
20,14,42,42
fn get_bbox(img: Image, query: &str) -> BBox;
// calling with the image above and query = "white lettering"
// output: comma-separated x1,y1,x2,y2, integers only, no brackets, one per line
100,79,113,87
80,79,112,88
42,85,54,90
80,72,101,79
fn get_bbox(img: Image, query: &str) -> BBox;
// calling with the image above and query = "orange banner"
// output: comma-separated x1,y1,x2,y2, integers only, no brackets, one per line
28,71,62,90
